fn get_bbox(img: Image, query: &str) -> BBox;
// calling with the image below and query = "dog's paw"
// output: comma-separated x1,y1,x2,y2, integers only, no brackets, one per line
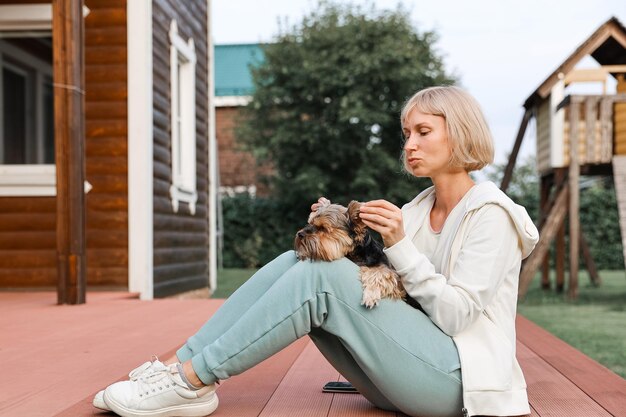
361,288,381,309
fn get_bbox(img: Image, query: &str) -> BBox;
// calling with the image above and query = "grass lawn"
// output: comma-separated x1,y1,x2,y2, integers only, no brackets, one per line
518,270,626,378
215,267,626,378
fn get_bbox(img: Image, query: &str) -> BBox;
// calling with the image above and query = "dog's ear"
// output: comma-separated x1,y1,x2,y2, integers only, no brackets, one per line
347,200,367,244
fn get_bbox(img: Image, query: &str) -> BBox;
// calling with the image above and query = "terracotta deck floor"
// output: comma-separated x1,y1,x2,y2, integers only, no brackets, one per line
1,292,625,417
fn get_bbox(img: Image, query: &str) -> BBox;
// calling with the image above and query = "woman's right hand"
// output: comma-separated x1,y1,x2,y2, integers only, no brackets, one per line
311,197,330,212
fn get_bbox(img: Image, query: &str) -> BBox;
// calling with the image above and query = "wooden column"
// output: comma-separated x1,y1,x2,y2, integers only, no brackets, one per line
539,175,551,289
53,0,86,304
501,108,532,193
568,100,580,299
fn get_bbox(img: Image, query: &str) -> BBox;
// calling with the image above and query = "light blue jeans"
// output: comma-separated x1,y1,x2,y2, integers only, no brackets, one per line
176,251,463,417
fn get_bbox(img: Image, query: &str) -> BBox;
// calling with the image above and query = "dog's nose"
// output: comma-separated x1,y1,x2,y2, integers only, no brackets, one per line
297,231,306,239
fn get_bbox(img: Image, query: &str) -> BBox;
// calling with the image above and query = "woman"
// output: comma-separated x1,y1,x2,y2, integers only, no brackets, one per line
95,86,538,417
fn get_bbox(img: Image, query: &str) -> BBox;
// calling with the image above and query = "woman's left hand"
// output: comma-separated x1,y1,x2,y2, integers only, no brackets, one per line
359,200,405,248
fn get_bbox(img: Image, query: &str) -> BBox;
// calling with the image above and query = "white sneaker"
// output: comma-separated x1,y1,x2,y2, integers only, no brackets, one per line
103,362,218,417
93,357,164,411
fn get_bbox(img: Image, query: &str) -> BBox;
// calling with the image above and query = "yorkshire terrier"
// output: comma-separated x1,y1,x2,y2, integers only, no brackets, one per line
294,199,406,308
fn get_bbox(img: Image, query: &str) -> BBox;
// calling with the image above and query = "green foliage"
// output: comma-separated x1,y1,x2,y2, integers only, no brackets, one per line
579,178,624,270
221,194,296,268
484,155,540,224
238,1,450,213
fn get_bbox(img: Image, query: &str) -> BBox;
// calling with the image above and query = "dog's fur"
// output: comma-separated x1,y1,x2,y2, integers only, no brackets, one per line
294,200,406,308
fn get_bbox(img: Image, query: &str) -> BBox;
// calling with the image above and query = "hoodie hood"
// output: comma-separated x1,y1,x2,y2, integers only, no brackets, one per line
404,181,539,259
466,182,539,259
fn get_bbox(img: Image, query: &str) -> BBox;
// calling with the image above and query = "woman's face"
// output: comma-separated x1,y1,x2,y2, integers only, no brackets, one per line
402,108,456,178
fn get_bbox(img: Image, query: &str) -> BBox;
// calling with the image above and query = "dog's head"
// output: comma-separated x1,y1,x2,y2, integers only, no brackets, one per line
294,200,380,263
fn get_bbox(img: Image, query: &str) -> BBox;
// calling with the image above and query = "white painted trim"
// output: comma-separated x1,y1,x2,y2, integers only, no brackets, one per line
550,79,565,168
0,165,55,196
207,0,218,291
0,5,51,30
0,4,89,30
169,19,198,215
215,95,252,107
127,0,154,300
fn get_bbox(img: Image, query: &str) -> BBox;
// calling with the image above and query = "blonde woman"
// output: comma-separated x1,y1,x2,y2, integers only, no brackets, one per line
95,86,538,417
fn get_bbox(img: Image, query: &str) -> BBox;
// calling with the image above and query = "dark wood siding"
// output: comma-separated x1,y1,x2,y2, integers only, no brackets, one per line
152,0,210,297
0,0,128,288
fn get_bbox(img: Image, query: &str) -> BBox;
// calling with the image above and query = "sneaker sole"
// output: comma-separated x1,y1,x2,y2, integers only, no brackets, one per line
103,391,218,417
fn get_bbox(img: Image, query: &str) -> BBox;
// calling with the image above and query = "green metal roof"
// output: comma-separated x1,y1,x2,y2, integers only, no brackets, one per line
214,44,264,97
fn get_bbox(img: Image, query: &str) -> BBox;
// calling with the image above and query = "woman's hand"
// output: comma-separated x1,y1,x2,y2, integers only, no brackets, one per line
311,197,330,212
359,200,405,248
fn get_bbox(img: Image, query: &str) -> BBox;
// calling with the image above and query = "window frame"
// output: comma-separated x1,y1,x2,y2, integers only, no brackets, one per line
169,19,197,215
0,5,55,196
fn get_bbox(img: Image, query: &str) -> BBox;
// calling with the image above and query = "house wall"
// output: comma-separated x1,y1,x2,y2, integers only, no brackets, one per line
152,0,210,297
536,98,552,174
0,0,128,288
216,106,271,196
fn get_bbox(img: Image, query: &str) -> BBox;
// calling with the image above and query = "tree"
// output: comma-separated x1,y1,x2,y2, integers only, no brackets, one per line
484,155,540,224
239,1,455,215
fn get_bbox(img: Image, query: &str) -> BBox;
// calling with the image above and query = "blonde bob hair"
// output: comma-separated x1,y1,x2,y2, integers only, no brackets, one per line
400,85,494,173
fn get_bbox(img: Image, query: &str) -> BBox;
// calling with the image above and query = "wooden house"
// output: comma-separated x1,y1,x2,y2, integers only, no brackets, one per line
0,0,217,300
502,17,626,298
214,43,271,197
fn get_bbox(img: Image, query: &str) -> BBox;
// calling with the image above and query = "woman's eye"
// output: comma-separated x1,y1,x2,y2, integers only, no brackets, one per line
419,131,430,136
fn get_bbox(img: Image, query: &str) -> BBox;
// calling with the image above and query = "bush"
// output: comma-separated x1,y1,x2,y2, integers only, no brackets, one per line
221,194,300,268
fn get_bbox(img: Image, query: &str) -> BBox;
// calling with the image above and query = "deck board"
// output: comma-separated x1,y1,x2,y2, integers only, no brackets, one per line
1,292,625,417
517,342,611,416
517,315,626,417
257,342,339,417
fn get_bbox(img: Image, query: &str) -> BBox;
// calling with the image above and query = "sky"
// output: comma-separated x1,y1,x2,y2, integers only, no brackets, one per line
211,0,626,169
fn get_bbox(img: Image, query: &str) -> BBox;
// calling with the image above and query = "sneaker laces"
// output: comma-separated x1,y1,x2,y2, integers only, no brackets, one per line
128,355,161,381
136,365,183,397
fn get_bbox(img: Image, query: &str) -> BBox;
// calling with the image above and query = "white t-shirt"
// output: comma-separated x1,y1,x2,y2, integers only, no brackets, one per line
411,186,476,272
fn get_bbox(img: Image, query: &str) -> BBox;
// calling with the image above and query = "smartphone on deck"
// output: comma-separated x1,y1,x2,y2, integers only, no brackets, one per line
322,381,359,393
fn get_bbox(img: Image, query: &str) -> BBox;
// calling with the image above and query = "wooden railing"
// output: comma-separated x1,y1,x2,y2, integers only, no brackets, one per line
557,93,626,166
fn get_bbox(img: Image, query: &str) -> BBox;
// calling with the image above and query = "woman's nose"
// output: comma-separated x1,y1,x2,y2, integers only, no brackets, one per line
404,134,418,151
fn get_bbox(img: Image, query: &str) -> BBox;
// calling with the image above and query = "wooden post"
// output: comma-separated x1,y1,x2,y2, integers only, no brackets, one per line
53,0,86,305
501,108,532,193
518,184,569,299
539,175,551,289
556,222,565,292
579,225,601,286
555,170,566,293
568,99,580,299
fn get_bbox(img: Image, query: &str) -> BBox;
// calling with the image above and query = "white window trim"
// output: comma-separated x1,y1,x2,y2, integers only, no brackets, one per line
169,20,198,215
0,5,90,31
0,8,56,196
214,95,251,107
127,0,154,299
0,165,55,196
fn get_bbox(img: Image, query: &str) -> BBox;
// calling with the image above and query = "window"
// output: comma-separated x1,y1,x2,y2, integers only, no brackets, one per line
0,5,55,196
169,20,197,214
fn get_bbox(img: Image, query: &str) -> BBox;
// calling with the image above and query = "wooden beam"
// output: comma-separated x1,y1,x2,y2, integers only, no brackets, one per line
53,0,86,305
569,98,580,299
501,108,532,193
579,225,601,286
556,220,566,292
540,176,551,289
519,184,569,299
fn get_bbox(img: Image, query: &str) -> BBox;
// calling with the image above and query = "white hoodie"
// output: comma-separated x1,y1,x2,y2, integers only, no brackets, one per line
384,181,539,417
